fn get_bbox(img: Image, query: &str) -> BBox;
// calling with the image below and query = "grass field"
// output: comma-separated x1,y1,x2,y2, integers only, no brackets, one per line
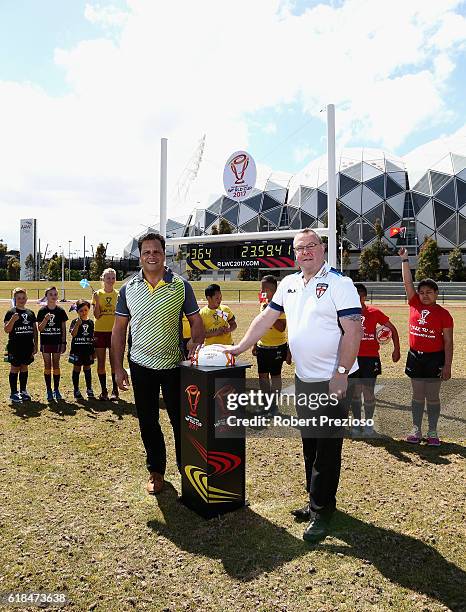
0,300,465,611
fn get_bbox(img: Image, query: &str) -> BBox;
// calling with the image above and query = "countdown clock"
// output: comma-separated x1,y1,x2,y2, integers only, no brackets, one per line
186,240,295,271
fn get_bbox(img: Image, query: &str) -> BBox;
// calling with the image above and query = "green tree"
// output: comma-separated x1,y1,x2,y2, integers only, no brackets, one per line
0,269,7,280
7,256,20,281
218,219,232,234
415,236,440,281
25,253,35,280
358,219,389,281
187,269,201,281
0,240,7,255
448,246,465,281
46,253,64,281
211,225,219,235
89,243,107,281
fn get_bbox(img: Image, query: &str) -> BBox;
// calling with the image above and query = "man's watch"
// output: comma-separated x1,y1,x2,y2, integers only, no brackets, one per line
337,365,349,375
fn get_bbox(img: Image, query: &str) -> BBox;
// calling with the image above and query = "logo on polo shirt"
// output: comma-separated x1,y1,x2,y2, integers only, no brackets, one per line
287,288,296,293
316,283,328,298
418,309,430,325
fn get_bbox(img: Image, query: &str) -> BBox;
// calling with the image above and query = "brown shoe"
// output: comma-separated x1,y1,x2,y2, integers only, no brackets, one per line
146,472,164,495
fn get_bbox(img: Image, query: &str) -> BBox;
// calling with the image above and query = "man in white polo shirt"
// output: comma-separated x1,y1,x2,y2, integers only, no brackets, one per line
229,228,362,542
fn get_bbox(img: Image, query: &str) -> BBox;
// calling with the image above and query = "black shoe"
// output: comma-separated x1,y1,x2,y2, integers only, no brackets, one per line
291,501,311,521
303,512,331,543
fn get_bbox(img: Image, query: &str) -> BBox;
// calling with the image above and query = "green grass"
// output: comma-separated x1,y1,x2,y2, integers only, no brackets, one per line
0,302,465,611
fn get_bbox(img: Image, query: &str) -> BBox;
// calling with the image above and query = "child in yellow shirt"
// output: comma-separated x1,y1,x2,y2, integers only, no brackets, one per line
199,284,237,346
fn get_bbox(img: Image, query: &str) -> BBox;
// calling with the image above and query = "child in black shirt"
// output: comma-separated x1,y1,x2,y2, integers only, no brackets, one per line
37,286,68,401
69,300,95,399
3,287,38,403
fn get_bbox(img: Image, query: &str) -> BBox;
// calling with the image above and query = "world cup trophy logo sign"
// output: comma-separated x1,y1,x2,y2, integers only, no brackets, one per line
185,385,202,430
223,150,257,201
230,153,249,184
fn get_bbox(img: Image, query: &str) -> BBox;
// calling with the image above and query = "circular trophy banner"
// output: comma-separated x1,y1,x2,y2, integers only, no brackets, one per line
223,150,257,201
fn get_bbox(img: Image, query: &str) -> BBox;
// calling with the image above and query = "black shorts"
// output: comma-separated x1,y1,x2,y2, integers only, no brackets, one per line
7,352,34,367
256,343,288,376
357,356,382,379
69,352,94,367
405,349,445,379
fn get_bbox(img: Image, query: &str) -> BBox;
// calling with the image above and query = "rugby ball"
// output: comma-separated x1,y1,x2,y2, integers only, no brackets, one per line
376,325,392,344
191,344,236,367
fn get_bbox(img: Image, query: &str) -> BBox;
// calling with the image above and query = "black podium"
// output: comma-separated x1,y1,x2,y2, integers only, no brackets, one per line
179,362,250,519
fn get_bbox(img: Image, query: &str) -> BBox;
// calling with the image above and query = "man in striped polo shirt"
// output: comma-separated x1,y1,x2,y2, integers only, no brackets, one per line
112,232,204,494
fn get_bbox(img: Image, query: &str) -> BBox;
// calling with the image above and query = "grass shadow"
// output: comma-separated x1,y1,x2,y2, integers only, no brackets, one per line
362,436,466,465
322,511,466,611
147,482,308,581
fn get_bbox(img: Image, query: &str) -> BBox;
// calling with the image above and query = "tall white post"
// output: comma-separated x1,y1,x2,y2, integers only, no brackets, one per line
160,138,168,238
61,246,65,301
327,104,337,268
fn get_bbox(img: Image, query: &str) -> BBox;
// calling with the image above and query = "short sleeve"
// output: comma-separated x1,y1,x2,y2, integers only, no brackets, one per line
226,305,234,321
69,319,77,333
331,277,362,317
29,311,37,323
36,308,45,323
92,292,97,306
115,284,129,317
408,293,422,307
269,278,287,312
442,309,454,329
182,280,199,316
61,308,69,323
376,309,390,325
4,309,13,324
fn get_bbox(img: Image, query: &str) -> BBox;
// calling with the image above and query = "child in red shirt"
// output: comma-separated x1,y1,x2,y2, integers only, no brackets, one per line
399,248,454,446
351,284,400,436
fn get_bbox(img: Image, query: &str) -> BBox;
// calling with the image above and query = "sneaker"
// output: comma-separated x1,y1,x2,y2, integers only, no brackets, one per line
109,390,119,401
406,428,422,444
73,389,83,399
53,390,62,401
303,512,332,543
87,388,95,399
351,426,362,438
426,431,440,446
291,501,311,521
99,391,109,401
10,392,23,404
20,390,31,401
46,390,54,401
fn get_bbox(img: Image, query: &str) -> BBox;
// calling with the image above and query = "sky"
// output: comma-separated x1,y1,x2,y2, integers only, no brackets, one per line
1,0,466,256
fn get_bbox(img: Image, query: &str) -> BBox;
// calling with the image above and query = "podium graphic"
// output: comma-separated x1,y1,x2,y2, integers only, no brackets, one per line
180,362,249,518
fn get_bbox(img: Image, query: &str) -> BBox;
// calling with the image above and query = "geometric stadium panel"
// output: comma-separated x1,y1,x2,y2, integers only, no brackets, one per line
437,215,457,245
431,153,454,175
361,185,383,213
301,211,316,227
238,204,258,226
221,197,237,213
287,191,300,208
317,191,328,217
452,154,466,175
340,184,362,213
365,174,385,199
416,200,435,230
344,222,360,248
456,178,466,207
386,193,405,217
435,179,456,208
459,214,466,245
362,222,376,245
262,194,280,212
430,171,452,194
207,198,222,215
435,234,456,249
243,194,262,212
412,173,431,195
205,210,218,229
383,203,401,229
434,199,455,227
411,192,429,214
339,173,360,197
416,221,435,243
240,218,259,233
222,205,238,226
290,212,302,229
364,202,384,228
340,203,359,226
266,188,287,205
385,175,404,199
388,171,407,189
362,162,383,181
385,159,404,173
301,191,318,217
341,162,362,182
301,186,315,202
262,206,281,227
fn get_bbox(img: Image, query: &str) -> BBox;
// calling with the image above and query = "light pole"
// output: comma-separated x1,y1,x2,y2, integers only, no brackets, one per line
59,245,65,301
68,240,72,281
339,234,344,273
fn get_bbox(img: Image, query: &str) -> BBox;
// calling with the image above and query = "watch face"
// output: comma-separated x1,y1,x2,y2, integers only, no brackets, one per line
338,366,346,374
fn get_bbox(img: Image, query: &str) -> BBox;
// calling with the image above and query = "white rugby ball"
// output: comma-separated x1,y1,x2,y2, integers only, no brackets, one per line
376,325,392,344
191,344,236,367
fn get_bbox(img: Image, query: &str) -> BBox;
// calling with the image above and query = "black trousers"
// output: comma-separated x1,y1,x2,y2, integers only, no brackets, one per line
295,376,347,514
129,360,181,475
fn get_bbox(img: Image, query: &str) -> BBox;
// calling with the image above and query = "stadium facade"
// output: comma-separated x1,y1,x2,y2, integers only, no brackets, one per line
124,148,466,263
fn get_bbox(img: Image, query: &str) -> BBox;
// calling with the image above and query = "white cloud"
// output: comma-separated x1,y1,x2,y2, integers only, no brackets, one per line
293,145,315,163
1,0,465,253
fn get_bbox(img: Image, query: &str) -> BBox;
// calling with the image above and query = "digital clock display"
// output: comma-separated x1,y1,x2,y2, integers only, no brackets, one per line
187,240,295,270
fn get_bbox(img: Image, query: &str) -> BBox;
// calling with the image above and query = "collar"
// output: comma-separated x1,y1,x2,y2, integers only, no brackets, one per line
299,261,330,284
135,266,174,283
